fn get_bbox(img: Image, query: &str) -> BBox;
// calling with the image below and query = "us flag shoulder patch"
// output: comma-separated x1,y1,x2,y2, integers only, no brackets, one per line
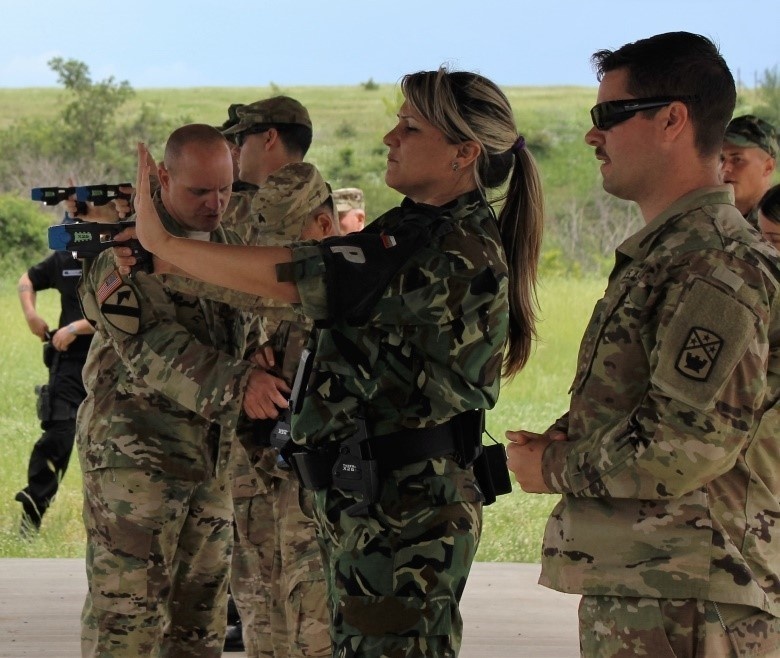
97,269,141,335
97,270,123,304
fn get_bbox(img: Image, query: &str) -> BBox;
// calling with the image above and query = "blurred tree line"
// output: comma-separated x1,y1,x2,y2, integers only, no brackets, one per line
0,57,186,193
2,59,780,280
0,58,187,276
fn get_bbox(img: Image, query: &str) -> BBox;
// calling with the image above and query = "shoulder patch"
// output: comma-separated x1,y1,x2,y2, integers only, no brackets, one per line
98,270,140,335
97,270,123,304
652,278,757,409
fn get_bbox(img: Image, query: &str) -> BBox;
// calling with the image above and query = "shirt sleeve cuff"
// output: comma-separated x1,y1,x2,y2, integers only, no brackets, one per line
542,438,574,493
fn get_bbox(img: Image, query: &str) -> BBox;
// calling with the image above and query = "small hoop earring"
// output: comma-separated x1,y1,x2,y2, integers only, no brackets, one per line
452,162,459,171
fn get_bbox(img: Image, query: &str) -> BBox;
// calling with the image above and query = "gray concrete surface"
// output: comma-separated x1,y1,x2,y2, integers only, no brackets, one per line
0,559,580,657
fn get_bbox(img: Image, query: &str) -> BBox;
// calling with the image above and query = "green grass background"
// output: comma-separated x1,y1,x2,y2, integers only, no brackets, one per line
0,274,604,561
0,83,611,561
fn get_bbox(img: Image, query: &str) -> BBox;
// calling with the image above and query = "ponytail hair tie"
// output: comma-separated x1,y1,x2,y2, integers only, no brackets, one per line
511,135,526,153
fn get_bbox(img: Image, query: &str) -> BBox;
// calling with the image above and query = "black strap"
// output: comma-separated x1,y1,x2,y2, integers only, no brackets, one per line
290,414,475,491
367,421,460,474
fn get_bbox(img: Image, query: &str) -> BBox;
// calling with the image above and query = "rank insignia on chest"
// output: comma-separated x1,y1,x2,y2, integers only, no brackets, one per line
98,269,140,335
675,326,723,381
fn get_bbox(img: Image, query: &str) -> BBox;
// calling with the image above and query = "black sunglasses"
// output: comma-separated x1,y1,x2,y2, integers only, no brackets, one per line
590,96,697,131
235,126,270,147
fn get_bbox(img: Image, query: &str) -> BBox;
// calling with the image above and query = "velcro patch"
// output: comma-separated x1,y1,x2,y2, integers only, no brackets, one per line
98,272,140,335
652,278,757,410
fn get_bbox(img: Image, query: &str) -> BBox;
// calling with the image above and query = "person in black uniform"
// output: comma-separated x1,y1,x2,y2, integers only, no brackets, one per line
16,235,94,535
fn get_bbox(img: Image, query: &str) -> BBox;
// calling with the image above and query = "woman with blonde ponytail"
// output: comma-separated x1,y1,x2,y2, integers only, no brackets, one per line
132,66,544,657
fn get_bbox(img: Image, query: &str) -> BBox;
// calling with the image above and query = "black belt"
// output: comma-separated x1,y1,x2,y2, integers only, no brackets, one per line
289,414,477,492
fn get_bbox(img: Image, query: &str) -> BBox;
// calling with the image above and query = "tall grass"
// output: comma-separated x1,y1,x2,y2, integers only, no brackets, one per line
0,274,604,562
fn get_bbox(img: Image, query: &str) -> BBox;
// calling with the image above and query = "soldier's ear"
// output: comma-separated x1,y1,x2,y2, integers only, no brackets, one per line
265,128,279,151
315,211,335,237
158,164,171,191
763,156,776,178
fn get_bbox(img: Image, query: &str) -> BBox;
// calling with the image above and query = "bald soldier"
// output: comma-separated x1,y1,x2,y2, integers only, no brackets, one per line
156,162,337,658
113,100,334,658
720,114,778,228
77,124,288,657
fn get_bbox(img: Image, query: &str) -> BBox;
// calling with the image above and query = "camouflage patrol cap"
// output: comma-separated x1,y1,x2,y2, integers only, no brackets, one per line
724,115,778,159
250,162,333,243
222,96,312,135
333,187,365,213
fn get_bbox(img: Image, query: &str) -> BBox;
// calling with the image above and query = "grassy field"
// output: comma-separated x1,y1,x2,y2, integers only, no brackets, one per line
0,83,610,562
0,273,604,562
0,84,604,221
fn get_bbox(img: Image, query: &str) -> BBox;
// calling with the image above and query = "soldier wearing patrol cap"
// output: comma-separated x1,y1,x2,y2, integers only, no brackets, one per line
110,105,332,656
216,96,331,658
76,124,290,657
333,187,366,233
721,114,778,227
509,33,780,657
223,96,312,188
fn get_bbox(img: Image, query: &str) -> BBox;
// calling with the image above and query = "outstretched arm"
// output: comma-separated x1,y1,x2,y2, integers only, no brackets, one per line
131,142,300,303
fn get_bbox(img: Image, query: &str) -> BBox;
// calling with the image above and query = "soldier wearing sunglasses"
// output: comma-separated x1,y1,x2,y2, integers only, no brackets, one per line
508,31,780,657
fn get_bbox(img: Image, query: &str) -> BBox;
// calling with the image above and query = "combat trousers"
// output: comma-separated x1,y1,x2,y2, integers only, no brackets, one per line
231,458,330,658
578,595,780,657
16,417,76,523
313,455,483,658
17,356,84,526
80,466,233,658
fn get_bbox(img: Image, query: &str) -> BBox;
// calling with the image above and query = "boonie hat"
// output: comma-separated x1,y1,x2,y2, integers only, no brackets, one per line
333,187,365,213
250,162,332,243
223,96,312,135
724,114,778,159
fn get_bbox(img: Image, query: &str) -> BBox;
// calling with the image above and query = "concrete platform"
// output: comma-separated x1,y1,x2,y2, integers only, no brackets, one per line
0,559,580,657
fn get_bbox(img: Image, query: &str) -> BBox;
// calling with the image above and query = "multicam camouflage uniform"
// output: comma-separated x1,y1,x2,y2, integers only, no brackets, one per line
169,163,332,658
76,192,253,658
539,187,780,656
275,189,508,657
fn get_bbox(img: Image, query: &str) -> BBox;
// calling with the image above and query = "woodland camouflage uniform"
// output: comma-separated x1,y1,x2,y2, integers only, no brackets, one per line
540,186,780,657
76,191,252,657
173,187,509,656
279,188,508,657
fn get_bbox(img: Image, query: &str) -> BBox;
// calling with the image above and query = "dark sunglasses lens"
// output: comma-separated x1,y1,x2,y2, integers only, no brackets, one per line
591,102,631,130
591,103,613,130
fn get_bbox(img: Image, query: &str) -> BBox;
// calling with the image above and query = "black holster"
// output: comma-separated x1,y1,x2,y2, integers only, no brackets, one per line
472,442,512,505
35,384,52,422
288,410,512,514
329,419,380,517
451,409,512,505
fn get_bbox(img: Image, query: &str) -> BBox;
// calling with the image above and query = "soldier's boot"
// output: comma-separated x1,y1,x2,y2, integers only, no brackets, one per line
15,490,43,539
